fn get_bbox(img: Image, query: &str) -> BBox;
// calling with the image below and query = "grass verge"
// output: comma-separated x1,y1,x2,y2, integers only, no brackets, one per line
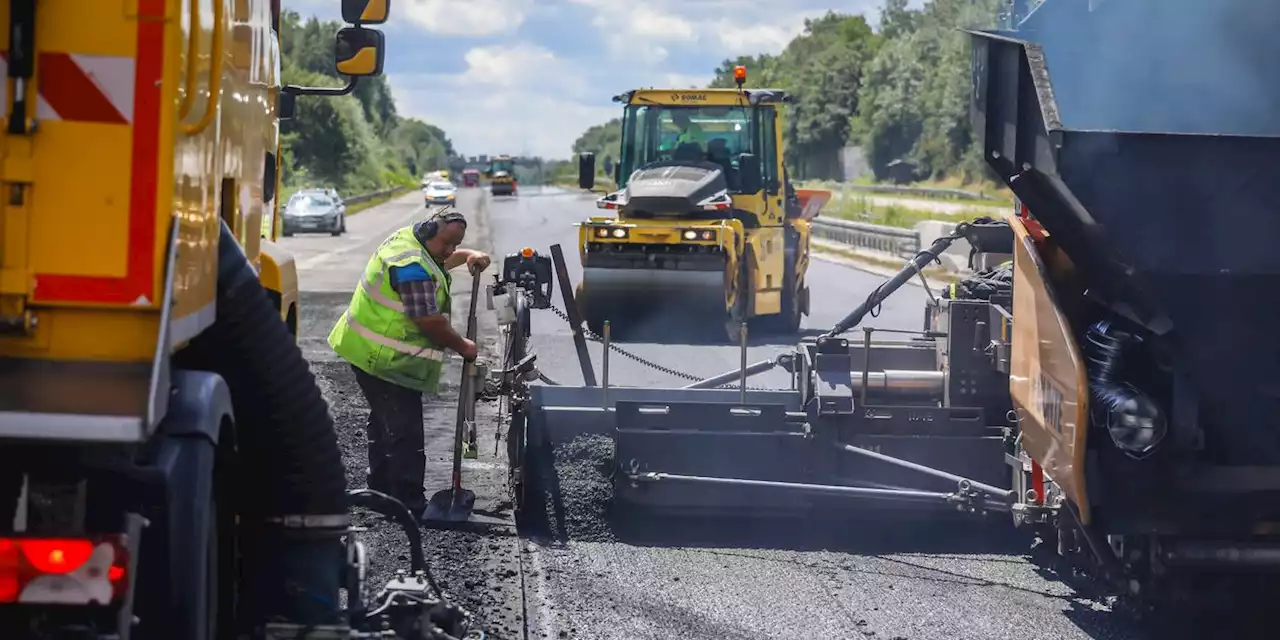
822,194,997,229
802,177,1014,207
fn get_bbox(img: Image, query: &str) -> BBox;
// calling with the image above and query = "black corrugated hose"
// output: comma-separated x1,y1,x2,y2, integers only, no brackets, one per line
178,220,350,629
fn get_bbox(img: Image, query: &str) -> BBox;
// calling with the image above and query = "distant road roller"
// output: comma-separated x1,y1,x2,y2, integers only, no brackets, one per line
575,67,831,342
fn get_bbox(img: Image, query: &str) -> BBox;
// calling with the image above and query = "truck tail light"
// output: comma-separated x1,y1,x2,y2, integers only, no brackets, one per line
0,537,130,605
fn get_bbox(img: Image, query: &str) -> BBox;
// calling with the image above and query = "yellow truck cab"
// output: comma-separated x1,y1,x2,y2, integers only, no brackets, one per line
576,68,828,341
0,0,392,637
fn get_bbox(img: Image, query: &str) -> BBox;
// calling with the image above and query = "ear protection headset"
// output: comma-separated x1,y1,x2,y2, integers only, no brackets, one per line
421,208,468,240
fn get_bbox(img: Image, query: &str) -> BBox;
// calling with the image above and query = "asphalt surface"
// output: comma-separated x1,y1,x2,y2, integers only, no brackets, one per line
485,187,1128,640
288,185,1265,640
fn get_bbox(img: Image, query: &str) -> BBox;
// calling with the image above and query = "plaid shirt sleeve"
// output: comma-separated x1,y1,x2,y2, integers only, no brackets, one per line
393,277,439,318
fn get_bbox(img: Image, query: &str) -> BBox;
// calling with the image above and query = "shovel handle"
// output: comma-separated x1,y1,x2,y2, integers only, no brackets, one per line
450,265,485,491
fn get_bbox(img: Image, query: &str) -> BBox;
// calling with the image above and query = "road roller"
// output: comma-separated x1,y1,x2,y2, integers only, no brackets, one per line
488,155,517,196
574,68,831,342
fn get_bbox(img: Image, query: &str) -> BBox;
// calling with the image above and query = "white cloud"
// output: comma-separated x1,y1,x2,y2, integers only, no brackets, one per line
369,0,928,158
712,17,811,57
566,1,856,65
392,75,616,160
389,43,615,159
458,44,561,87
617,6,696,40
662,73,712,88
402,0,533,36
575,0,694,64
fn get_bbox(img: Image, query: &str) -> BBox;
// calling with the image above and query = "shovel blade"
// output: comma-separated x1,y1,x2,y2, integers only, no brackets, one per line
422,487,477,522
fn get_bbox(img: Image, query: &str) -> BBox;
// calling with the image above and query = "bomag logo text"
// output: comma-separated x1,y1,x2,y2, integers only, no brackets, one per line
670,93,707,102
1031,372,1065,434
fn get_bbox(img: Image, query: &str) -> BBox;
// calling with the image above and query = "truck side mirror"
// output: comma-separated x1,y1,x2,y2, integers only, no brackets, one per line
603,157,614,176
334,27,386,77
342,0,390,24
578,152,596,191
279,91,296,120
737,152,761,193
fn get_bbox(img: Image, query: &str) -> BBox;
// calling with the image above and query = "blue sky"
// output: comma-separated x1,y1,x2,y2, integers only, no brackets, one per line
284,0,921,160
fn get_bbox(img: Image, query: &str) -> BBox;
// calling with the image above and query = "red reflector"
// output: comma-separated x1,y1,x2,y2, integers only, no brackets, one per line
0,537,129,605
715,203,730,210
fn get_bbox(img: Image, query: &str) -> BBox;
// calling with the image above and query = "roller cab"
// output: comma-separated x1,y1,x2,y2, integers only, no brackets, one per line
575,76,824,342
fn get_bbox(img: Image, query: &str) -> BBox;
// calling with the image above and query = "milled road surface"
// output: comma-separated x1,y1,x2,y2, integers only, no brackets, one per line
289,186,1260,640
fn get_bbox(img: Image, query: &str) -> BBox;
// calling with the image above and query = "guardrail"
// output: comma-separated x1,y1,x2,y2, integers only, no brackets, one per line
810,217,920,260
343,186,407,206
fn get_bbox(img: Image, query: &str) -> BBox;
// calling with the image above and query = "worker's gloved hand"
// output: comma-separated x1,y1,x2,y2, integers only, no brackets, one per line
466,252,491,272
458,338,479,361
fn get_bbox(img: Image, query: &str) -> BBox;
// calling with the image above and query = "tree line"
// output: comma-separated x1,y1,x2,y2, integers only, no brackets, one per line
570,0,1004,185
280,11,455,196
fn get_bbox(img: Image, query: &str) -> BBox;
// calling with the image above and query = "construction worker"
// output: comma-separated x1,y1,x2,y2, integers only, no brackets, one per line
327,209,491,515
671,110,706,151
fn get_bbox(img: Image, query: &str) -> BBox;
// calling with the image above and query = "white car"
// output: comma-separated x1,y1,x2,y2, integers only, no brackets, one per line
423,181,457,205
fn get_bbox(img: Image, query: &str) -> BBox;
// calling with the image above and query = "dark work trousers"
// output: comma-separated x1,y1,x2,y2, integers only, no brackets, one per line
351,364,426,512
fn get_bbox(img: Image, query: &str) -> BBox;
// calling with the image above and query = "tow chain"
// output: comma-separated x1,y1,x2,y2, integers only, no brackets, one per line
523,290,777,391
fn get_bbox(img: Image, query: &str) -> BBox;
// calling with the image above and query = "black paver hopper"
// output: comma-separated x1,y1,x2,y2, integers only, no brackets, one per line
970,8,1280,467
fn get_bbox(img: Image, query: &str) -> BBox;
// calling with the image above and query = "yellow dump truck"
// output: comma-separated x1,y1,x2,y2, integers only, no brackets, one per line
576,68,830,341
0,1,407,637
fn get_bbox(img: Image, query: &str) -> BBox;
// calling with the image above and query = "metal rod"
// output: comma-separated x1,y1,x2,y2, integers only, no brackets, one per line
861,327,872,407
602,320,611,409
1159,541,1280,568
836,443,1013,500
843,370,949,396
682,359,778,389
739,322,748,405
826,232,962,337
550,243,597,386
629,472,997,507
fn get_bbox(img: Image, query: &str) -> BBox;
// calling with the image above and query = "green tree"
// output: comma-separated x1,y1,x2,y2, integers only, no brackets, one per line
279,9,455,194
567,0,1007,186
571,119,623,177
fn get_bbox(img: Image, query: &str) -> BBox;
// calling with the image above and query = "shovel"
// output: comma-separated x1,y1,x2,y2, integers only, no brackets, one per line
423,265,483,523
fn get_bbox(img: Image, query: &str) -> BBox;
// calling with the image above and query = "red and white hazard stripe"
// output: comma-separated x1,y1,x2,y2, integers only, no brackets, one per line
27,0,165,305
0,53,134,125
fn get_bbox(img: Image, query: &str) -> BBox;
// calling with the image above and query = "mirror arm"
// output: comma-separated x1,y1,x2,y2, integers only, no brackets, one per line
284,76,360,97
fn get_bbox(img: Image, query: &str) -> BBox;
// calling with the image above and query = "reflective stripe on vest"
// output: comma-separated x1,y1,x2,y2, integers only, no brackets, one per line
341,310,445,362
358,253,452,322
361,271,405,312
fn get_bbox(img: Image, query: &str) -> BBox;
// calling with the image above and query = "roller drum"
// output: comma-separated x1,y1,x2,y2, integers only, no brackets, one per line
579,251,732,340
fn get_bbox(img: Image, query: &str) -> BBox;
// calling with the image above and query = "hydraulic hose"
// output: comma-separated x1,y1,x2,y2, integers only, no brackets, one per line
177,221,350,629
198,219,349,518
